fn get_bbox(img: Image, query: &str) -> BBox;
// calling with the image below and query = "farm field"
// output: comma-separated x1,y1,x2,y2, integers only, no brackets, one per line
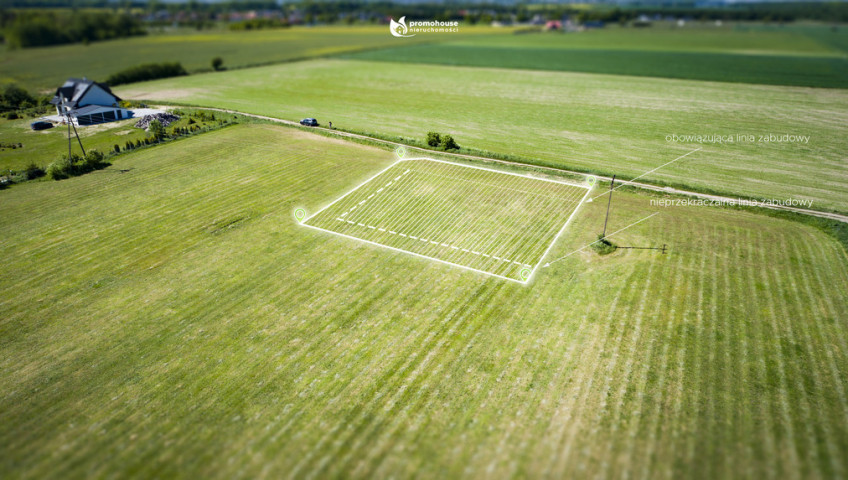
116,59,848,212
3,124,848,478
0,25,503,92
345,44,848,88
303,157,589,281
346,24,848,88
427,24,848,56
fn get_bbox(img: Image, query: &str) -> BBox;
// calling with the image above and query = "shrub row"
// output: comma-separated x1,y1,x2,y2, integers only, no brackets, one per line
0,163,45,189
106,63,188,87
46,150,108,180
118,116,234,154
228,18,290,30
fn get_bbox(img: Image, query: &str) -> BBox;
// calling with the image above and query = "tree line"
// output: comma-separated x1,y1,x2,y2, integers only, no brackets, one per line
0,1,844,50
0,9,145,48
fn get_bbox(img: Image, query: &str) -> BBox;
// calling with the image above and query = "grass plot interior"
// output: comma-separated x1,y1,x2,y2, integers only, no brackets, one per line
304,158,590,282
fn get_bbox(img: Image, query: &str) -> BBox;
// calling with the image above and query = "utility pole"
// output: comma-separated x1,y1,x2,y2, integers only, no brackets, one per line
67,113,72,160
71,120,85,156
602,174,616,238
61,95,85,158
64,96,72,161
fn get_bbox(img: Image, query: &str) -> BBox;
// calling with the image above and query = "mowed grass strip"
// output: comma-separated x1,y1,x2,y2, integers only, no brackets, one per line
305,158,587,279
2,124,848,478
116,59,848,212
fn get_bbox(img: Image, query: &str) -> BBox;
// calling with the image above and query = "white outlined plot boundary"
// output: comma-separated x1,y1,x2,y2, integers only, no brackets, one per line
300,157,592,284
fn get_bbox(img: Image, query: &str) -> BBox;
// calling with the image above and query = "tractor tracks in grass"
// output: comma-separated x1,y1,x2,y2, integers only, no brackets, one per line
181,106,848,225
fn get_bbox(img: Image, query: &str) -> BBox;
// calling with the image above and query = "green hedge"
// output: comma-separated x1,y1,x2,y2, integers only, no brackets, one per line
106,63,188,87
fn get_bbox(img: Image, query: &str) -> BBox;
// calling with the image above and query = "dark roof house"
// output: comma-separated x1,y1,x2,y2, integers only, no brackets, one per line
50,78,129,126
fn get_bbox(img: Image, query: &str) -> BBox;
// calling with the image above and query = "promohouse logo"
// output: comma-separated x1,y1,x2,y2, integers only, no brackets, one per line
390,16,460,37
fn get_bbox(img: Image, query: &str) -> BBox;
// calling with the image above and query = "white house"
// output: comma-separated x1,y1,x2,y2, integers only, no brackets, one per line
49,78,130,126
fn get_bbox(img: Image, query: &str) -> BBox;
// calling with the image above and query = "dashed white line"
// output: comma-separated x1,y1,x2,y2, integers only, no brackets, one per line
335,218,531,267
339,169,412,219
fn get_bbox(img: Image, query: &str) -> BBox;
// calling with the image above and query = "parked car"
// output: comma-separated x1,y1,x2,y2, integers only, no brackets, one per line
30,121,53,131
300,118,319,127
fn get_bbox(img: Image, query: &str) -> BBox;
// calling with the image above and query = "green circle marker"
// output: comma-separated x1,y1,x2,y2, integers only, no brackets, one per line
519,268,531,281
396,146,406,158
586,175,597,187
294,208,306,222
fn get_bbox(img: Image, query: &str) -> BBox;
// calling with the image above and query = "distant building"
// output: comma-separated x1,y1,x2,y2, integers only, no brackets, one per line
49,78,129,126
545,20,562,31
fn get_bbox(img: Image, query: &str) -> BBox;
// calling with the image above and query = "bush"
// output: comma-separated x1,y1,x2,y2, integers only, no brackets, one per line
228,18,290,31
114,144,120,153
46,150,106,180
82,150,105,170
22,162,44,180
46,154,76,180
147,119,166,141
592,234,617,255
106,62,188,87
425,131,460,151
212,57,224,71
442,134,459,151
1,84,36,113
5,112,18,120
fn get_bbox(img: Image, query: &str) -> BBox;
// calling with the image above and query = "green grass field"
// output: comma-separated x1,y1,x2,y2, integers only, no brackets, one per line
0,25,503,92
115,59,848,212
2,124,848,478
450,24,848,56
5,24,846,93
345,45,848,88
344,25,848,88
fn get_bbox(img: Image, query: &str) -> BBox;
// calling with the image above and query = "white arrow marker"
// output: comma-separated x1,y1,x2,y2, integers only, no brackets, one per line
587,147,702,202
